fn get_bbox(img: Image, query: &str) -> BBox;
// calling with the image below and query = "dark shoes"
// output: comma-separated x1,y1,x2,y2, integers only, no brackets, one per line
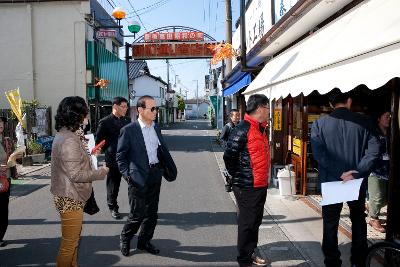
120,240,130,256
137,242,160,255
251,253,268,266
0,240,7,247
111,209,122,220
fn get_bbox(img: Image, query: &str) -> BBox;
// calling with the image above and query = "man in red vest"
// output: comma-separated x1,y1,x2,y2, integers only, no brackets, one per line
224,94,270,267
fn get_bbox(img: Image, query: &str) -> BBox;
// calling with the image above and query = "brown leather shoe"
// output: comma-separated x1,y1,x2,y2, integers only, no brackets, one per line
369,218,386,233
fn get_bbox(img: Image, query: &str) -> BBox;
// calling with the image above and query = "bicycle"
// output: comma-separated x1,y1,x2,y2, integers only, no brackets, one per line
366,241,400,267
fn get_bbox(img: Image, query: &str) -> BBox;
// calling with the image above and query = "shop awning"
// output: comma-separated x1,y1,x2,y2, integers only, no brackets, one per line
243,0,400,100
223,73,251,97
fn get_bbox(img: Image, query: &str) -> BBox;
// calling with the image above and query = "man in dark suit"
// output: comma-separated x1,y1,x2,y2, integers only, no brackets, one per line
117,95,174,257
96,97,130,219
311,89,380,267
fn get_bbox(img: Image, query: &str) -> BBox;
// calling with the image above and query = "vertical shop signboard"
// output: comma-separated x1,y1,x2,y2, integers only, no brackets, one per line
273,109,282,131
293,137,302,156
273,0,299,24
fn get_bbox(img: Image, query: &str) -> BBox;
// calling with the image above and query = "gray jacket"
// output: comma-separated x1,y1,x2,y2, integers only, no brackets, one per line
50,128,107,202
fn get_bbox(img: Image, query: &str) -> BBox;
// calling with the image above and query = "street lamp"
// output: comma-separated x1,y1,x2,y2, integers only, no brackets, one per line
112,7,126,26
128,20,141,39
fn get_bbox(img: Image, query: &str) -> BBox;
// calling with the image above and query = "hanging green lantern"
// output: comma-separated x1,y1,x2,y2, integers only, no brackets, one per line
128,21,141,34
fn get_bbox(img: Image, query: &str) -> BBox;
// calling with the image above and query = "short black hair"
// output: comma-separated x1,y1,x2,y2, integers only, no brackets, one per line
230,109,239,116
55,96,88,132
246,94,269,115
0,116,7,123
137,95,155,110
329,88,351,106
113,96,128,106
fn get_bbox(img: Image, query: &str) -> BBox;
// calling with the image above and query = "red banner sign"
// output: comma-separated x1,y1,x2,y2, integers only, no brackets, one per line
143,32,204,42
132,42,217,59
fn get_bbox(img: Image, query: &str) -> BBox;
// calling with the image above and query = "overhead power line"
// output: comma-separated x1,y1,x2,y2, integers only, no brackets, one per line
126,0,148,31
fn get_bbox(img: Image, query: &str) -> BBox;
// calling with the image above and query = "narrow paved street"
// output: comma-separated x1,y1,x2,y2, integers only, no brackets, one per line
0,121,239,267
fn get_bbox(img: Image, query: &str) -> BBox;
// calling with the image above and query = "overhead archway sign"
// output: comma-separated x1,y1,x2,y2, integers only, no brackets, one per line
131,26,218,60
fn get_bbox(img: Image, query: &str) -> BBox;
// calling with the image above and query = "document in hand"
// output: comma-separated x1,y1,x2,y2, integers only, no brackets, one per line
320,178,364,206
85,134,98,170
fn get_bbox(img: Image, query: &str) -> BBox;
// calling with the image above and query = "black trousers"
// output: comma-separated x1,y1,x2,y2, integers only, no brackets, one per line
233,186,267,265
106,166,122,211
0,179,11,241
120,167,162,246
322,186,367,267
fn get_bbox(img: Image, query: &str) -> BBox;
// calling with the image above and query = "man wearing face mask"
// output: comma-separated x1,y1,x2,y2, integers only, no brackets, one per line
95,97,130,219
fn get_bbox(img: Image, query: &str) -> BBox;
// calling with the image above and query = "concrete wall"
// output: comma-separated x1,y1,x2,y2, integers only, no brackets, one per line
130,75,166,107
185,102,210,119
0,1,89,126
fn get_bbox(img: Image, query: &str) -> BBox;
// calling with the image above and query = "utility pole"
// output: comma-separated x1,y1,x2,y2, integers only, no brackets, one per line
194,80,199,119
225,0,232,74
166,59,170,124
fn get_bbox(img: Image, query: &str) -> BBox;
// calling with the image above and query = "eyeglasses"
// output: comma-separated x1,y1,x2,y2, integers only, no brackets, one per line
143,106,159,112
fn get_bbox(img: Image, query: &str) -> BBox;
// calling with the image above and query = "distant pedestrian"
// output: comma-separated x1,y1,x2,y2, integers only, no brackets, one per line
51,96,109,266
95,96,130,219
0,116,22,247
223,94,270,267
367,109,391,233
310,89,380,267
117,95,176,257
220,109,240,149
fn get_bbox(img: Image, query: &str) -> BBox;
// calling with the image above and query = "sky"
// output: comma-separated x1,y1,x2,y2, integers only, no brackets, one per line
113,0,241,99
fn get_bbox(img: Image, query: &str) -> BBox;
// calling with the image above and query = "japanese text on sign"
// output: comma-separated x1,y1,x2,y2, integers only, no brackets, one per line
143,32,204,42
96,30,116,39
274,110,282,131
132,42,217,59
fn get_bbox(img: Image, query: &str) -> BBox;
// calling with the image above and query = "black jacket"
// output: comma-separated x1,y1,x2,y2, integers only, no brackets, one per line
371,127,390,180
116,121,176,189
220,122,236,148
310,107,380,184
95,114,130,168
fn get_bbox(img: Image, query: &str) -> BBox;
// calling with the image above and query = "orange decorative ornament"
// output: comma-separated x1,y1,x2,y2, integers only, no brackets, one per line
208,43,237,65
94,78,109,89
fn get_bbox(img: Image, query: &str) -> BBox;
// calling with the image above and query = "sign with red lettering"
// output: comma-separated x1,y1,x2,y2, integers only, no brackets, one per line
143,32,204,42
132,42,217,59
96,30,116,39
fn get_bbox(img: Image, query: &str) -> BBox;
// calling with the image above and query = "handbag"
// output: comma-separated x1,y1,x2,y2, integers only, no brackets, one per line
0,176,9,193
83,189,100,215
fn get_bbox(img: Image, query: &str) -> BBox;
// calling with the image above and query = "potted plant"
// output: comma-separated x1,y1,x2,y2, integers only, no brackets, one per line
26,138,45,164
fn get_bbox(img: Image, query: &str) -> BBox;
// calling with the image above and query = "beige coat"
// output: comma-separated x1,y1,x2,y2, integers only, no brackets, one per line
50,128,106,202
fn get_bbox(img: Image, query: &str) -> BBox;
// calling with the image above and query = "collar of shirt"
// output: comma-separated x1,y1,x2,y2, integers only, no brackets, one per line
138,118,155,129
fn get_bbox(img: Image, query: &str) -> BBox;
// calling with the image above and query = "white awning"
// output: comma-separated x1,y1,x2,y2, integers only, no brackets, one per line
243,0,400,100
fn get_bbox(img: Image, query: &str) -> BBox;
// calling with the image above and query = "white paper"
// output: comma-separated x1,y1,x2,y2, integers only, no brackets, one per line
320,179,364,206
85,134,98,170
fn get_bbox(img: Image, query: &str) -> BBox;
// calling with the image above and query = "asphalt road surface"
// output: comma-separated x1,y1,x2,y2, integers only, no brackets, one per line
0,120,239,267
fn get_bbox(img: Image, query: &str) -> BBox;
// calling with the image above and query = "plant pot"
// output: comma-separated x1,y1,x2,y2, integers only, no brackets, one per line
22,156,33,166
30,153,46,163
